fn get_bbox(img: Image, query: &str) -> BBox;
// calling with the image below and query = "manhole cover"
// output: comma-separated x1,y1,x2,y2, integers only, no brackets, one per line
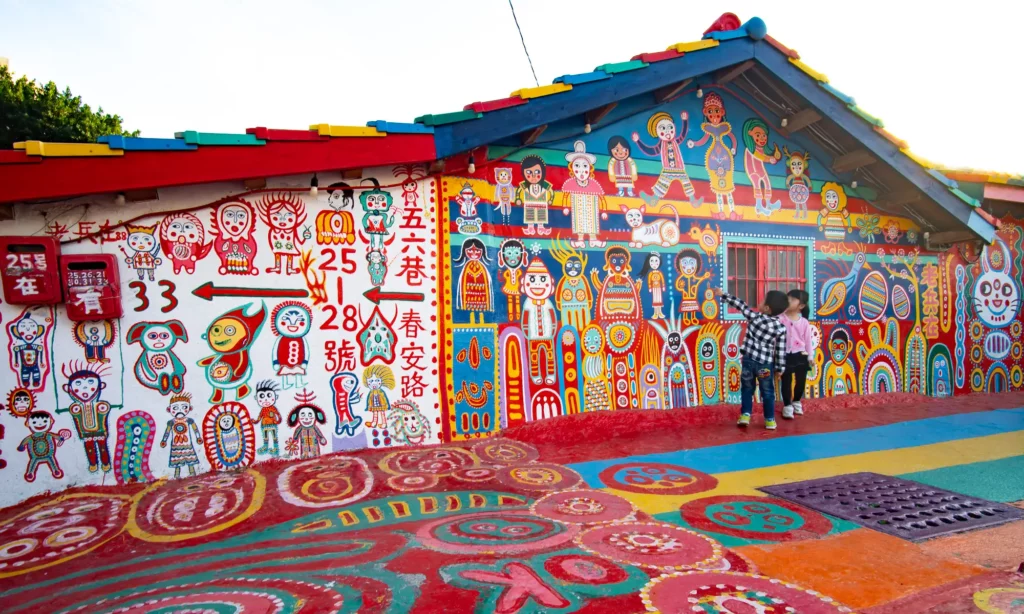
759,472,1024,542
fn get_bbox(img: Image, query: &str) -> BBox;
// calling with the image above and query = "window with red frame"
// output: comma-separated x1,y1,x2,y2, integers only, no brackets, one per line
726,244,807,311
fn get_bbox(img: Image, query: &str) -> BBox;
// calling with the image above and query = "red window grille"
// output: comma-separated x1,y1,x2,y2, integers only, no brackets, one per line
726,243,807,311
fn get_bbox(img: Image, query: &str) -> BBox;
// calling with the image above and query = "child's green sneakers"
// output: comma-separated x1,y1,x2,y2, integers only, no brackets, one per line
737,414,751,427
765,418,777,430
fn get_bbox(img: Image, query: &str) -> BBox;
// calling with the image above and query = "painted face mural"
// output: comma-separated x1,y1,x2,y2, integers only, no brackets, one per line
973,240,1020,328
523,261,554,300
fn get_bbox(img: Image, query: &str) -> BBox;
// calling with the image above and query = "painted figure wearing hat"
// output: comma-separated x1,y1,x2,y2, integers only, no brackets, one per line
515,155,554,236
521,257,559,385
561,140,608,248
632,111,703,208
198,302,267,403
688,92,740,220
591,246,642,320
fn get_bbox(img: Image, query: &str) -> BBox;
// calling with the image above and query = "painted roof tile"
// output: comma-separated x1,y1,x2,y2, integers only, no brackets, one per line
874,127,907,150
97,135,197,150
705,28,750,41
764,35,799,58
309,124,385,138
848,105,884,128
365,121,435,134
667,39,720,53
553,71,610,85
174,131,265,146
630,49,685,63
245,128,325,141
593,60,648,74
820,82,855,106
510,83,573,99
13,141,125,157
788,57,828,83
414,110,483,126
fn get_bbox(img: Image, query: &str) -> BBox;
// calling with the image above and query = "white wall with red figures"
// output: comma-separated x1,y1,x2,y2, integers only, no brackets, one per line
0,165,440,507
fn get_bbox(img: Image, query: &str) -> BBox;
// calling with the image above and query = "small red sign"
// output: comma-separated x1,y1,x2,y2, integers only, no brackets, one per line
61,254,123,321
0,236,62,305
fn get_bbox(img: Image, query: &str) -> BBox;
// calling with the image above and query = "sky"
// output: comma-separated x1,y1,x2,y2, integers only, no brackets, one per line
2,1,1022,172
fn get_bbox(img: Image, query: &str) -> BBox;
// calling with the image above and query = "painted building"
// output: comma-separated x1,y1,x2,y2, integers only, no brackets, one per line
0,14,1020,508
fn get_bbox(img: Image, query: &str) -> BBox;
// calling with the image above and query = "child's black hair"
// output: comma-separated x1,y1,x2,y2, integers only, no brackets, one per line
607,135,631,155
255,379,280,394
28,411,51,421
520,155,546,177
787,289,811,319
675,249,703,275
764,290,789,316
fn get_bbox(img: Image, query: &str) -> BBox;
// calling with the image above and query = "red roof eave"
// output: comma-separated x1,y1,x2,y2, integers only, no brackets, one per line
0,135,436,204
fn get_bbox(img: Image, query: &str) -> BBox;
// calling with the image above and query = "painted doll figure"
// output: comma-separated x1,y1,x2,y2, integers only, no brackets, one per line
330,372,363,437
498,238,526,321
210,200,259,275
783,147,812,219
675,249,711,325
521,257,559,385
551,238,593,330
688,92,740,220
363,365,394,430
591,247,642,320
63,362,112,473
456,183,481,218
10,312,46,389
455,238,494,320
632,111,702,208
367,249,387,287
271,302,312,389
121,225,162,281
818,182,852,241
254,380,282,455
607,136,638,197
18,411,70,482
638,252,667,319
159,393,202,478
198,302,267,403
823,328,858,396
742,118,782,216
126,320,188,396
159,212,213,275
493,167,515,224
515,155,554,236
73,320,116,363
286,391,328,460
561,140,608,248
360,179,396,252
581,325,611,412
256,193,310,275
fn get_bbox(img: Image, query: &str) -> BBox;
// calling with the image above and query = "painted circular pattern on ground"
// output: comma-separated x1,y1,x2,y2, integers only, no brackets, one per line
415,510,579,554
470,439,540,465
127,469,265,543
378,446,479,476
277,455,373,508
543,554,630,585
531,489,636,525
680,495,833,541
0,494,129,578
496,462,582,491
598,462,718,496
974,587,1024,613
695,548,758,574
386,473,440,492
575,521,722,571
641,570,853,613
451,467,498,482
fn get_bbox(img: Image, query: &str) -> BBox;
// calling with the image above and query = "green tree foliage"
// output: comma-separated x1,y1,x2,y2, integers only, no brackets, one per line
0,65,138,149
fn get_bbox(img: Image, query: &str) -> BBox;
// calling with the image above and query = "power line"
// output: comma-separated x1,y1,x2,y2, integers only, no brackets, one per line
507,0,539,87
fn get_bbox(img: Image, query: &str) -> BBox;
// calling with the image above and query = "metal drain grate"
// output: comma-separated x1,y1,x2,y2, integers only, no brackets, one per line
759,472,1024,542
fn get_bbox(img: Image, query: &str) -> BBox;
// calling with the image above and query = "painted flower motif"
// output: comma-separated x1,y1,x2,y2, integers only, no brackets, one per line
1010,320,1022,339
848,305,857,317
906,229,918,244
876,248,886,259
530,242,542,255
856,214,881,242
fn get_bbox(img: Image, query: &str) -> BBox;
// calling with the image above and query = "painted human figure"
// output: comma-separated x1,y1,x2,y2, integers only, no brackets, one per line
688,92,740,220
521,257,558,385
455,183,480,218
198,302,267,403
742,118,782,216
823,328,858,396
63,363,112,473
330,372,363,436
607,136,638,197
121,225,162,281
210,200,259,275
551,239,593,330
638,252,667,319
515,155,554,236
632,111,702,207
73,320,116,363
158,212,213,275
498,239,526,321
367,249,387,287
455,238,493,320
254,380,282,455
286,392,328,460
591,247,642,320
363,365,394,430
159,393,202,478
493,168,515,224
675,249,711,325
18,411,70,482
561,140,608,248
271,302,312,389
817,182,852,241
783,147,812,219
256,194,311,275
360,179,396,252
10,312,46,389
581,325,611,412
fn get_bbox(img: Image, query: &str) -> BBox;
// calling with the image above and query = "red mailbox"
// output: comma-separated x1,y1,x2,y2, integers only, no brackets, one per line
61,254,123,321
0,236,62,305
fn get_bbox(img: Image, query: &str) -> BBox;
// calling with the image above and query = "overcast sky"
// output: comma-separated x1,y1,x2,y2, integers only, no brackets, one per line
2,1,1021,172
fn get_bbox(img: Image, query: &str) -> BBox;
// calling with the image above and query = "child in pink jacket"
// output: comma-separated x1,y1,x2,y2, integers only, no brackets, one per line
779,289,813,419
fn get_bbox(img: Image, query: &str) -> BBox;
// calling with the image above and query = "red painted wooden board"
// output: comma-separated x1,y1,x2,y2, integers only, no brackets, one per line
630,49,685,63
463,96,527,113
245,127,327,141
0,150,42,164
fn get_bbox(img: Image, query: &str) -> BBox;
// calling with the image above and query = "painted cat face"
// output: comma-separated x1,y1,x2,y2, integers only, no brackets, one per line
974,270,1019,328
495,168,512,184
624,207,644,228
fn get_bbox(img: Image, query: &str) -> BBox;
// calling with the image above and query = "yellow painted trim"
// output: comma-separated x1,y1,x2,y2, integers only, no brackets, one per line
607,430,1024,515
307,124,386,138
667,39,720,53
12,141,124,157
900,148,938,169
788,57,829,83
509,83,572,99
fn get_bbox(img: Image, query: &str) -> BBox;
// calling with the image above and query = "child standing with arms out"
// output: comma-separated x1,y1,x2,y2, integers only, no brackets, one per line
713,288,788,429
779,290,813,419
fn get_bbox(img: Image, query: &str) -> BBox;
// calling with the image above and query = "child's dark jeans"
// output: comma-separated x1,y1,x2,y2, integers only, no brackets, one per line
740,356,776,420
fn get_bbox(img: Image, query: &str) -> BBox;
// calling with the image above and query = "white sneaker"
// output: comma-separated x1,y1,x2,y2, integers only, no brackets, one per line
793,401,804,415
782,406,794,419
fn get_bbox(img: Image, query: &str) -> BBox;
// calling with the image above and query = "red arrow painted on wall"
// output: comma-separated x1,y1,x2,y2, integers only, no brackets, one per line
193,282,309,302
363,287,425,305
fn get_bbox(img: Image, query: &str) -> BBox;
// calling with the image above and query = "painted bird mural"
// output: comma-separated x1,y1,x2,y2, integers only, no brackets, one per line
818,251,871,317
